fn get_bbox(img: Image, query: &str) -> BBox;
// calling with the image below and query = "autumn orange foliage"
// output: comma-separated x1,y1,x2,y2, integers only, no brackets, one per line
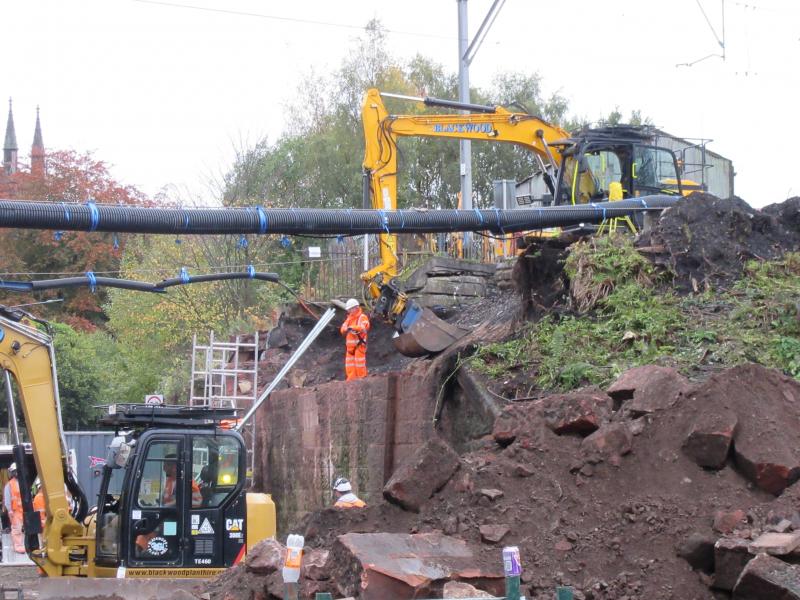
0,150,150,330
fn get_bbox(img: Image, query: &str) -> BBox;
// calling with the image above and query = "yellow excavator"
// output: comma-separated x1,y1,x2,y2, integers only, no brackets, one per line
0,303,275,583
359,88,691,354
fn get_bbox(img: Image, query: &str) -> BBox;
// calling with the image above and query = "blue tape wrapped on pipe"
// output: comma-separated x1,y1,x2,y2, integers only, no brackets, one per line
0,196,678,236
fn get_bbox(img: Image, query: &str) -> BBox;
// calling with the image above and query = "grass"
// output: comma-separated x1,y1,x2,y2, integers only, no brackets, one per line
470,244,800,392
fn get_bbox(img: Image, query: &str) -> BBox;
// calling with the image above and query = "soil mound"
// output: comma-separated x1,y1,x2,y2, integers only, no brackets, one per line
257,363,800,600
641,194,800,291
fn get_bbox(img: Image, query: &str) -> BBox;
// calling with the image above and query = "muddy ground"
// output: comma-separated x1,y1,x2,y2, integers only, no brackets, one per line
210,195,800,599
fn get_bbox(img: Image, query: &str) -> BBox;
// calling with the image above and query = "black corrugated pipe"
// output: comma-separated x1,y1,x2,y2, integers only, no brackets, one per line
0,196,678,236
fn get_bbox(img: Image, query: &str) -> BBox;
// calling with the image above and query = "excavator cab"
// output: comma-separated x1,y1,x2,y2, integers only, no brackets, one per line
94,404,249,577
555,127,683,206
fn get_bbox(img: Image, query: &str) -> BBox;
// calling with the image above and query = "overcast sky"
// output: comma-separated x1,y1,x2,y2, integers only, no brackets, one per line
3,0,798,208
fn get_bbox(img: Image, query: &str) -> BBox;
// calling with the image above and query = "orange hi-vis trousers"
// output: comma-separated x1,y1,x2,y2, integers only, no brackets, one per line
345,346,367,381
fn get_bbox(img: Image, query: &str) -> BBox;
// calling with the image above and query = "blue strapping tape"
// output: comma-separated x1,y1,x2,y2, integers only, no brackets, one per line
86,201,99,231
378,210,390,233
61,202,71,222
238,235,248,249
247,265,255,279
86,271,97,293
640,198,648,209
180,267,190,284
256,206,267,234
473,208,484,226
183,213,190,230
492,207,505,234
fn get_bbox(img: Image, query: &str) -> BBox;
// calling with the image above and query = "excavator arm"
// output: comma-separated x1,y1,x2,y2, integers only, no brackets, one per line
360,87,570,289
0,307,93,576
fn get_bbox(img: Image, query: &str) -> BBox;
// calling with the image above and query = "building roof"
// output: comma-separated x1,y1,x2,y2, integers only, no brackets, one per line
4,98,18,151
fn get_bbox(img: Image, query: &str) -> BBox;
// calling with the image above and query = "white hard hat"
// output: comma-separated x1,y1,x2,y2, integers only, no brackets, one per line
344,298,360,311
333,477,352,492
8,463,16,473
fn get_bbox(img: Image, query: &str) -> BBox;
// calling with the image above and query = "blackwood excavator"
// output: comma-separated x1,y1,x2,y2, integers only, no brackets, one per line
359,88,690,355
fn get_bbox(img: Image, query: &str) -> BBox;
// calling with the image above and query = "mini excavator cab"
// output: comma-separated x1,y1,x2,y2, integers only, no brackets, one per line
93,404,253,576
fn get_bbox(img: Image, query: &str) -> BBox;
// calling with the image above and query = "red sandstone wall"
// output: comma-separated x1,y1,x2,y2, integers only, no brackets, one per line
254,370,433,531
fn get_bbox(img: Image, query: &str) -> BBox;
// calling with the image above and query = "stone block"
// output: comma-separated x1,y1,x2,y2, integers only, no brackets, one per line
749,531,800,556
421,277,487,297
330,532,503,600
733,552,800,599
383,436,461,512
684,410,737,469
676,532,717,573
714,537,753,591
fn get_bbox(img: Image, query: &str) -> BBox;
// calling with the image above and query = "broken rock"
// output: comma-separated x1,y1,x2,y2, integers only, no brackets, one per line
479,524,510,544
733,552,800,599
749,531,800,556
580,422,633,458
478,488,504,501
714,509,748,534
714,537,753,591
330,532,504,599
384,436,460,512
443,581,495,598
676,532,716,573
244,538,285,575
607,365,689,415
538,386,613,435
683,410,737,469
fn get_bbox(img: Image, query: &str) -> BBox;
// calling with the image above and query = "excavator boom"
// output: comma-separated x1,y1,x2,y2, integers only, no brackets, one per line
0,308,93,576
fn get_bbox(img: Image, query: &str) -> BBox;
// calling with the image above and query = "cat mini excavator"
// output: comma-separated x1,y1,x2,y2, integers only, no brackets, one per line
0,302,275,585
359,88,688,355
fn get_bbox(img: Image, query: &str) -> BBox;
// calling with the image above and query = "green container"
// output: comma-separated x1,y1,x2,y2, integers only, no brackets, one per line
555,586,574,600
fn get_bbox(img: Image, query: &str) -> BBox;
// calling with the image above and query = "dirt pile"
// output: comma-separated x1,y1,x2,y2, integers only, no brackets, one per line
639,194,800,292
211,362,800,600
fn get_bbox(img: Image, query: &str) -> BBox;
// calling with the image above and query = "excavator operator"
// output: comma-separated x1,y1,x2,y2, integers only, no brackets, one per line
340,298,370,381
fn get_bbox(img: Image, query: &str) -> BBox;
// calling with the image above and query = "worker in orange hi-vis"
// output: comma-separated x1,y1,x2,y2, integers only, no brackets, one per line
339,298,370,381
4,463,25,554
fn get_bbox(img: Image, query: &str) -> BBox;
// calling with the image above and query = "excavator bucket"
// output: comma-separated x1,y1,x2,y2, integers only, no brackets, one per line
393,307,469,357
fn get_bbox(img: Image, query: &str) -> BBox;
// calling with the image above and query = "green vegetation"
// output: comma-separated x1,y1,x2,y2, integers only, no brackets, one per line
471,242,800,391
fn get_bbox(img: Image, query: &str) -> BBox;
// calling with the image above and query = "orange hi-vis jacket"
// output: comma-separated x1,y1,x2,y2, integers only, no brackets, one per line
334,492,366,508
340,308,370,380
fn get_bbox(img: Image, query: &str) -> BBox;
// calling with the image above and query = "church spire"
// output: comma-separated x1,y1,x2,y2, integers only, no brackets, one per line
3,98,18,175
31,105,45,176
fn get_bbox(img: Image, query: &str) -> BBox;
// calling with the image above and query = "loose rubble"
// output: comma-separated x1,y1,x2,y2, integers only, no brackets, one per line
206,196,800,600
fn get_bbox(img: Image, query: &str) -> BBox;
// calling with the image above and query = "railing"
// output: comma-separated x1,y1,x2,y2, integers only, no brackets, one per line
301,232,516,302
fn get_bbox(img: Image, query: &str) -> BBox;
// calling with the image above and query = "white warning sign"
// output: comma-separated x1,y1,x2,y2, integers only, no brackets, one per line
198,518,215,535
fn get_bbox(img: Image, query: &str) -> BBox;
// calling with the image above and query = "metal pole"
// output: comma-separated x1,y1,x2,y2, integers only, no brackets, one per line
236,308,337,430
3,371,20,445
457,0,472,254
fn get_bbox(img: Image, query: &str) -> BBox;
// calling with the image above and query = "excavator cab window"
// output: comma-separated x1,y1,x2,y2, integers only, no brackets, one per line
130,439,183,564
632,145,681,196
95,462,128,561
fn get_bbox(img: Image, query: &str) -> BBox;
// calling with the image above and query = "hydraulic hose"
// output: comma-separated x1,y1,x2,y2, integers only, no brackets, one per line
0,271,281,294
0,196,678,236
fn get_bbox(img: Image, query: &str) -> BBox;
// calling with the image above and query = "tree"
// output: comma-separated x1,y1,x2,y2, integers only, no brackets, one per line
0,150,149,330
221,22,575,212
